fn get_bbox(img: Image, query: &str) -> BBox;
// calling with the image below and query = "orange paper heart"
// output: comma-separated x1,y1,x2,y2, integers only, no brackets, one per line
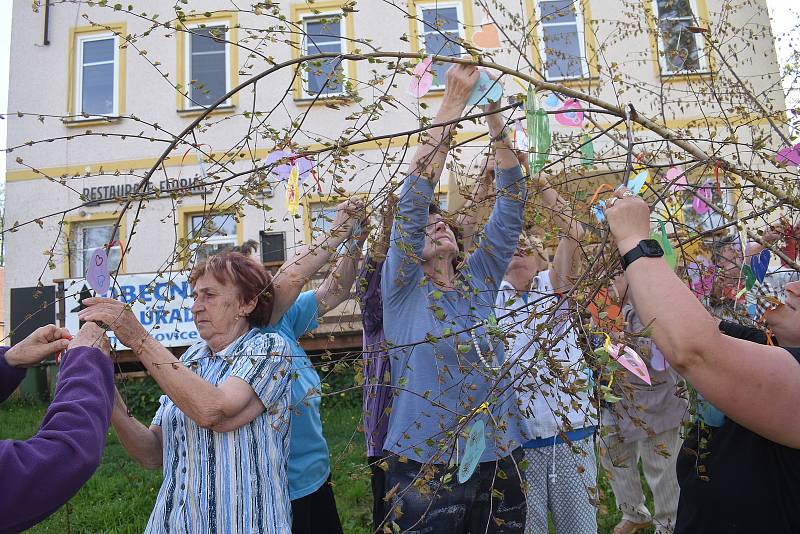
473,23,500,49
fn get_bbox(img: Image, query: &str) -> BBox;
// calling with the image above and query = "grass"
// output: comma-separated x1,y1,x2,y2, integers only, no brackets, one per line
1,397,657,533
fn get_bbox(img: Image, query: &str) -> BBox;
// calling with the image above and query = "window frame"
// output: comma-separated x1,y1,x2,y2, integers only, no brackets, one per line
177,205,243,266
534,0,590,82
67,23,127,125
183,21,233,110
300,11,347,99
652,0,710,75
63,212,127,279
416,2,467,90
187,212,240,261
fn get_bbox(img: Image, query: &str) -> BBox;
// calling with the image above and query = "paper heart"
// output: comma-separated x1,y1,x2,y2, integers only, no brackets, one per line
608,343,652,385
458,419,486,483
627,170,649,195
692,184,713,215
554,99,584,127
408,58,434,98
588,288,623,332
467,70,503,106
526,85,551,174
592,200,606,223
542,92,561,109
665,166,688,193
776,143,800,167
687,258,715,298
473,22,500,49
86,248,111,295
657,221,676,270
750,249,770,283
742,264,756,291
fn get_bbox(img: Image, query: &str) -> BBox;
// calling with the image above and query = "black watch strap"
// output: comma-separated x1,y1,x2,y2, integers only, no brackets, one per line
621,239,664,271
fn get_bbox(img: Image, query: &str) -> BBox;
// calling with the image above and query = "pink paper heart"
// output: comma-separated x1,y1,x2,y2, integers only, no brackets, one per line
554,99,583,127
650,344,670,372
665,166,688,193
86,247,111,295
692,184,713,215
776,143,800,167
408,58,434,98
609,343,652,385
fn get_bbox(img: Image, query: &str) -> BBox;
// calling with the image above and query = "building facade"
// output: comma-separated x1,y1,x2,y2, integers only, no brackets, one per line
4,0,788,354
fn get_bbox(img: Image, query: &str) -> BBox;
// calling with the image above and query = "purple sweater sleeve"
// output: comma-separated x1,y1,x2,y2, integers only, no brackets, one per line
0,346,115,533
0,348,28,402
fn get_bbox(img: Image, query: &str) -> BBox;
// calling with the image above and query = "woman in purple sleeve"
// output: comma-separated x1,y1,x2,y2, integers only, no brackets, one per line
0,322,115,533
379,64,528,533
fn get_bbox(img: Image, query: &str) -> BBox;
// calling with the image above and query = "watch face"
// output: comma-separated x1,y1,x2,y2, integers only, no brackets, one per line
641,239,664,257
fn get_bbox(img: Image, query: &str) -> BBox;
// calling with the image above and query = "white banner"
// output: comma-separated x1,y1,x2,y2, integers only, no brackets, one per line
62,272,200,349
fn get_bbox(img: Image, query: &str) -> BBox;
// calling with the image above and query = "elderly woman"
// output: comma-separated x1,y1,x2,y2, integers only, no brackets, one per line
381,64,527,532
79,252,292,532
602,189,800,533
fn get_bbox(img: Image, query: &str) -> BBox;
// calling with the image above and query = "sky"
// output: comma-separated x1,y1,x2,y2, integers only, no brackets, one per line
0,0,797,184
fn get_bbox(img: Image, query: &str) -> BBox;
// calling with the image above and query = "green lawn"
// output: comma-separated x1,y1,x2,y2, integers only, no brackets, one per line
1,396,655,533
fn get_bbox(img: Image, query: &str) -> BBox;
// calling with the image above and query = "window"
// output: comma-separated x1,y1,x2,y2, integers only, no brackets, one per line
188,213,238,261
260,231,286,264
537,0,588,81
186,24,230,108
308,202,339,241
75,33,119,116
418,4,465,88
70,223,122,277
301,14,346,97
654,0,707,73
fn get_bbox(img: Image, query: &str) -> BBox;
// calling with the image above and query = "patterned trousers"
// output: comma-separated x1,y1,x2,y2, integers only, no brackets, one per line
599,426,682,534
523,436,598,534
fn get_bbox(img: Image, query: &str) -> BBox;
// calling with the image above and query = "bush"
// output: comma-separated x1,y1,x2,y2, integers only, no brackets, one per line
116,377,163,421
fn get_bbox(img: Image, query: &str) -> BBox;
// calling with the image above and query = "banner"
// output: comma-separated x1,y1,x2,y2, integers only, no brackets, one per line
62,272,199,350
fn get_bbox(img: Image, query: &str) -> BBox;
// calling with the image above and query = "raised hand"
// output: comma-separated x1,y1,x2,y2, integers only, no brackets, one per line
78,297,149,351
67,321,112,356
5,325,72,368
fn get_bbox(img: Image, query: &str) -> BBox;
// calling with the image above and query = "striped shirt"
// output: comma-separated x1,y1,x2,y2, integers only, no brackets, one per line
146,328,292,533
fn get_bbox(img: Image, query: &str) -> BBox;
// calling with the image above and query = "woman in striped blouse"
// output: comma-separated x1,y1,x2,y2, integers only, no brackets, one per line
80,252,293,533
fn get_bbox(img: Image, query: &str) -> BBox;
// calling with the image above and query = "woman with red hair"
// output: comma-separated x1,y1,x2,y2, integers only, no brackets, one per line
79,251,293,533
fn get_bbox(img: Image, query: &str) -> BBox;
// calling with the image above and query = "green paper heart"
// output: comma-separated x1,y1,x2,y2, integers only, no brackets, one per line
527,85,551,174
658,221,676,270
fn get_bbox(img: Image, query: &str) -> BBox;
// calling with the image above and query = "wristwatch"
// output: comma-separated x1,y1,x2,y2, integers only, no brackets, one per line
621,239,664,271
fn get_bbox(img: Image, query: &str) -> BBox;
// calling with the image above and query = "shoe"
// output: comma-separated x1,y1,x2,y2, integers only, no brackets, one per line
613,519,653,534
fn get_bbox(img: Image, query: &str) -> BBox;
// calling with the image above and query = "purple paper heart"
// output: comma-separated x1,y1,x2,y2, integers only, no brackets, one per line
776,144,800,167
750,249,770,284
86,248,111,295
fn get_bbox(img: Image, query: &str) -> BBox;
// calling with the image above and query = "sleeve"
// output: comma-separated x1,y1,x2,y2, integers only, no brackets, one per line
282,290,320,338
466,165,527,291
150,394,170,427
381,174,433,307
718,320,769,345
0,346,115,533
0,348,27,402
358,257,384,336
231,333,291,409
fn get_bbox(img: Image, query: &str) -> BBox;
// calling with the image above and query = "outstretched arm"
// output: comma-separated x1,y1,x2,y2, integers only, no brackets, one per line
0,324,114,533
536,175,585,292
270,198,365,324
604,190,800,448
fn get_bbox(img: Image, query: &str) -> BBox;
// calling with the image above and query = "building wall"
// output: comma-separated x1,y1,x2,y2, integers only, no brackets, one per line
4,0,788,332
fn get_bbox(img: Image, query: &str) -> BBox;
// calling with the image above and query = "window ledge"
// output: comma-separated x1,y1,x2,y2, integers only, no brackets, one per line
660,70,713,83
177,104,237,117
544,77,600,88
63,116,122,128
293,95,354,108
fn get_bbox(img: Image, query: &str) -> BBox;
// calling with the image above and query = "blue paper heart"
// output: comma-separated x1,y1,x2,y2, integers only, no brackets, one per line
543,93,560,109
750,249,770,284
467,71,503,107
458,419,486,483
626,170,649,195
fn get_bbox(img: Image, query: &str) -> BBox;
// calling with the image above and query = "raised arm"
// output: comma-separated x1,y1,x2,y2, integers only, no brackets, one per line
316,225,369,316
270,198,364,324
604,190,800,448
0,324,114,533
79,298,289,434
1,325,72,401
383,66,476,303
535,175,586,292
